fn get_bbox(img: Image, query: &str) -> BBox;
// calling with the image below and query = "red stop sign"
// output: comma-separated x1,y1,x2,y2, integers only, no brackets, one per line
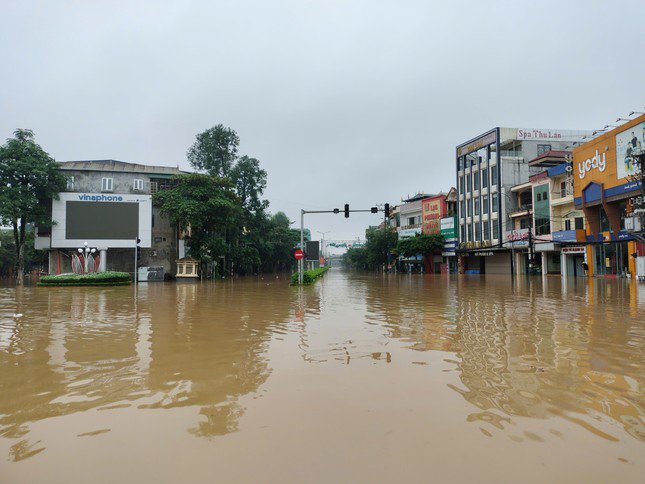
294,249,305,260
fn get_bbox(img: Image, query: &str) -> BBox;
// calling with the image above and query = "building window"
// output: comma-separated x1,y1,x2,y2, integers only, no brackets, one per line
459,176,465,194
101,177,113,192
460,224,466,242
482,168,488,188
467,175,472,192
492,221,499,240
482,194,489,214
537,144,552,156
467,199,472,217
575,217,584,230
460,200,466,219
560,181,567,197
133,179,144,191
492,192,498,212
491,165,498,186
475,222,481,241
66,176,74,191
483,220,489,240
150,181,159,194
520,217,532,230
475,197,480,216
474,171,480,190
565,219,571,231
467,224,473,241
408,217,415,226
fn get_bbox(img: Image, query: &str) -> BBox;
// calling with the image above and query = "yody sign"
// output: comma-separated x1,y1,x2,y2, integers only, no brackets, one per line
577,149,606,179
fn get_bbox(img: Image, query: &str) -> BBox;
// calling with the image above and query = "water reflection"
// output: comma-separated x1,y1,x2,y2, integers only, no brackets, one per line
0,277,295,460
0,272,643,473
362,274,645,442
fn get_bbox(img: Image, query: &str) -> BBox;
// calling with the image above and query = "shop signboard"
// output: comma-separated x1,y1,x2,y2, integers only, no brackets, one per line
399,227,421,239
516,128,589,142
422,196,445,234
457,130,497,157
561,246,585,254
440,217,457,238
505,228,529,248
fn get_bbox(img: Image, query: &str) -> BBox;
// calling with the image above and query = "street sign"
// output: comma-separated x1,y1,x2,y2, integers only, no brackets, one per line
294,249,305,260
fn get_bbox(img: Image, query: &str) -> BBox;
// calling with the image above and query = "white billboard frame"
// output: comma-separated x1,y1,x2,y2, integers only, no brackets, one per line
50,192,152,248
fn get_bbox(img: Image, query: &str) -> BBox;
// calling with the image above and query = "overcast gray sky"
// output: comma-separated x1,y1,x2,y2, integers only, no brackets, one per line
1,0,644,240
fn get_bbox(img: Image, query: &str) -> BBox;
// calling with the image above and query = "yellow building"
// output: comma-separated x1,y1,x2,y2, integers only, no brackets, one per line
573,114,645,277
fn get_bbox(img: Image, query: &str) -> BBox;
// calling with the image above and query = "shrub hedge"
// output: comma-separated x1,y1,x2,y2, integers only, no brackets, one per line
291,267,330,285
39,271,131,286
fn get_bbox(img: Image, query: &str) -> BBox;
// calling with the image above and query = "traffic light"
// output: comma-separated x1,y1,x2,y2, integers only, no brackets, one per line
136,237,141,262
344,204,350,218
370,206,378,213
384,203,390,218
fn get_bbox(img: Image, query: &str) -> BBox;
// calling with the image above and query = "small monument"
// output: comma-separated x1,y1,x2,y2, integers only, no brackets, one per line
176,257,199,278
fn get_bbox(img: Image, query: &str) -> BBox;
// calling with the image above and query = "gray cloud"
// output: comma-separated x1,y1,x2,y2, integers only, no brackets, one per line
1,0,643,240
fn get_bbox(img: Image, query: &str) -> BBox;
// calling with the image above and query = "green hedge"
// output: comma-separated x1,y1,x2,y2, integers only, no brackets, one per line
39,271,131,286
291,267,330,285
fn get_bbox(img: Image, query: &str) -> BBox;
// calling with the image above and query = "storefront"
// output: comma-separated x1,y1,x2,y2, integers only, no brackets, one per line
457,249,511,274
591,240,630,277
573,113,644,278
560,245,587,277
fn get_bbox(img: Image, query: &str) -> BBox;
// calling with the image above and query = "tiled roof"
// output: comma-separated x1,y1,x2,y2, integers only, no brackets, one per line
59,159,187,175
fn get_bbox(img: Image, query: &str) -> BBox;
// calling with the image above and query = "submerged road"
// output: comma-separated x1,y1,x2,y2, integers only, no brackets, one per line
0,271,643,483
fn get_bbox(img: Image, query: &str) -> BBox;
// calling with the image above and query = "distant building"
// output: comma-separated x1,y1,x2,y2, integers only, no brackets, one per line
455,127,592,274
35,160,187,276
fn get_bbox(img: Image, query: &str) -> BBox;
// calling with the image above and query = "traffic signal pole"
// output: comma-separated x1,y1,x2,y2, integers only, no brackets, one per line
298,205,388,285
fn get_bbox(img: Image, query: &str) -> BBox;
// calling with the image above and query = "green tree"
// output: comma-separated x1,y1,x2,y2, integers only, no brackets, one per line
230,155,268,214
343,227,398,271
0,129,66,285
397,233,444,271
396,233,444,257
153,173,240,270
187,124,240,177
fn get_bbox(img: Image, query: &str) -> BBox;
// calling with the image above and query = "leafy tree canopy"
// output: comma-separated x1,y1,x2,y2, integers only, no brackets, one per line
187,124,240,177
0,129,66,284
396,233,444,257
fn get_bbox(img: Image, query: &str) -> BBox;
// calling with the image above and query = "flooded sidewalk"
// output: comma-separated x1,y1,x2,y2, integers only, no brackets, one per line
0,271,643,483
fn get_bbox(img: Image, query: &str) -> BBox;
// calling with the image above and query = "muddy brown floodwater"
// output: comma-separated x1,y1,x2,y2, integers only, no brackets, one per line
0,271,643,483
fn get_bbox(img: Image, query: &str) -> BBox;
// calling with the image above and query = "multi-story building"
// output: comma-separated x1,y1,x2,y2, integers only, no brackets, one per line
397,193,427,239
507,151,587,276
35,159,186,276
573,114,645,278
455,127,591,274
421,189,457,272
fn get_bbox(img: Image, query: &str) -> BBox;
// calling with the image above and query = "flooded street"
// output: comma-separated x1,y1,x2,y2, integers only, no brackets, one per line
0,271,643,483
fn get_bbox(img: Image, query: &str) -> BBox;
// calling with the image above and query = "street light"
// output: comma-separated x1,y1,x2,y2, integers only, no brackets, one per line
317,230,331,259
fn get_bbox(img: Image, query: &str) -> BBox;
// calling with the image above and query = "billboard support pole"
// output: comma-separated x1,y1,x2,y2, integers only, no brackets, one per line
300,210,304,285
134,237,138,286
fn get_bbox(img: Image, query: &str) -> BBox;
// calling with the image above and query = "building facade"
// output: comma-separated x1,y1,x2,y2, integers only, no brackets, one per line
573,114,645,278
455,127,591,274
36,160,186,276
421,189,457,272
